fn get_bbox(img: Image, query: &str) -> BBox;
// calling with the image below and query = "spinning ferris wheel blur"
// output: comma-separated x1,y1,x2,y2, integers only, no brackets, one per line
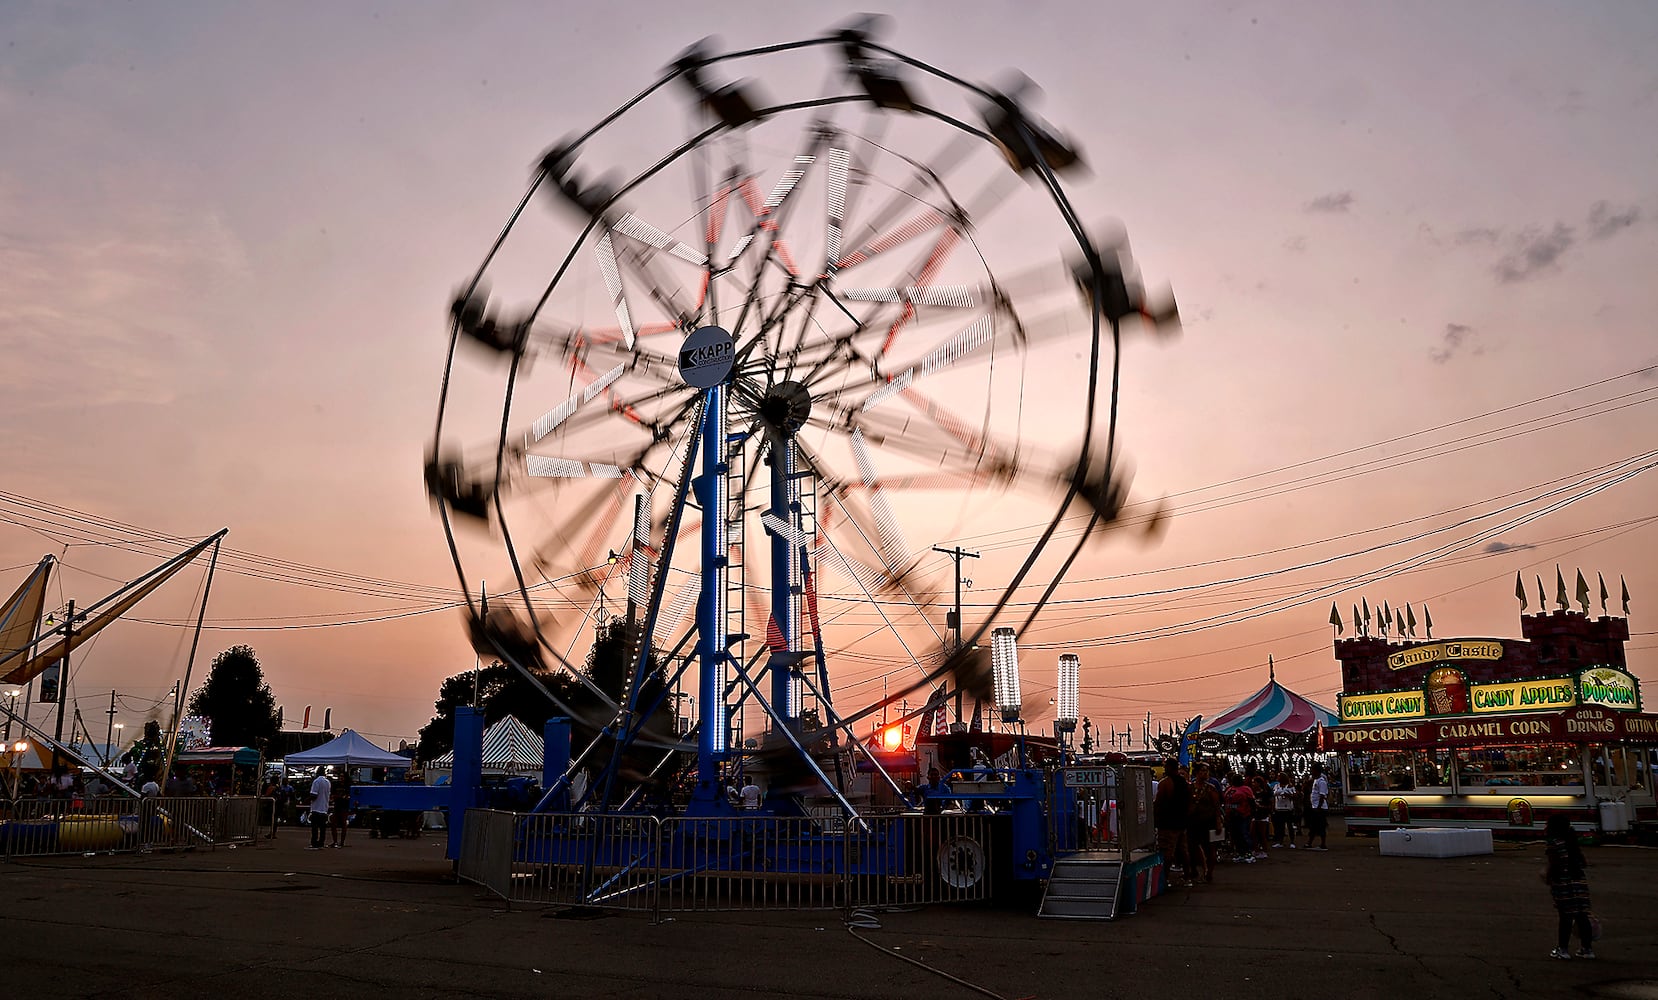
426,17,1177,805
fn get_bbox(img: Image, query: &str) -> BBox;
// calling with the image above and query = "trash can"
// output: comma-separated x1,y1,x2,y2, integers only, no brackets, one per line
1598,799,1630,834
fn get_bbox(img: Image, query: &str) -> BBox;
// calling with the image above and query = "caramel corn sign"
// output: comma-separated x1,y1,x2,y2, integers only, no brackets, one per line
1387,640,1504,672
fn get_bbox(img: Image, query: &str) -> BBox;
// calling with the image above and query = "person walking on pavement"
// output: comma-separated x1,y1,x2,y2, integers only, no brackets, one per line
1304,763,1330,850
307,771,331,850
1543,814,1595,959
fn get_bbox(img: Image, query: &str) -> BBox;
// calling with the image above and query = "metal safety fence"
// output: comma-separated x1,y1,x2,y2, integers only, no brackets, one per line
461,809,997,919
0,796,272,861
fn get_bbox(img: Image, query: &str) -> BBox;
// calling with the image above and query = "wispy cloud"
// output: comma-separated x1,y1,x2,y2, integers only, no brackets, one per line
1305,191,1355,214
1494,223,1575,283
1586,201,1641,240
1454,227,1502,246
1429,322,1480,364
1484,539,1535,554
1282,234,1307,253
0,175,248,413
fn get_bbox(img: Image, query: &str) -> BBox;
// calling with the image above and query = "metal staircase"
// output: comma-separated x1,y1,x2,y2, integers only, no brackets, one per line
1038,852,1123,920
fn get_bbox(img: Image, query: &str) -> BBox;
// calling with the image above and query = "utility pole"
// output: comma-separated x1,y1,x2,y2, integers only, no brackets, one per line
932,545,978,730
105,690,118,766
473,581,485,709
53,600,74,770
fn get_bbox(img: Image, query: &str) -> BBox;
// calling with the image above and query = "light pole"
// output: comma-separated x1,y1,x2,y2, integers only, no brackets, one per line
8,740,26,798
2,689,19,742
112,723,125,769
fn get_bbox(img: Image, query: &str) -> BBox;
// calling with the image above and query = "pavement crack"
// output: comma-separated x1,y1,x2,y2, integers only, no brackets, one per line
1368,912,1433,976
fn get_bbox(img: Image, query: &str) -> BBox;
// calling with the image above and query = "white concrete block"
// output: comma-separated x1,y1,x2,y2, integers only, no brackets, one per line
1378,827,1494,858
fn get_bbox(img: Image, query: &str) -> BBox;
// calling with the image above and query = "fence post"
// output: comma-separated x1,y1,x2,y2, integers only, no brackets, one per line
650,815,662,925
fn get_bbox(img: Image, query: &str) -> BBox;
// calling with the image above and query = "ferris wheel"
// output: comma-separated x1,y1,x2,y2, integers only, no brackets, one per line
427,18,1177,811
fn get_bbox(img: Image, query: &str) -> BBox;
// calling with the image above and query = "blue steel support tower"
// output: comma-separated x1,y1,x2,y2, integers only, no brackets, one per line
690,383,729,810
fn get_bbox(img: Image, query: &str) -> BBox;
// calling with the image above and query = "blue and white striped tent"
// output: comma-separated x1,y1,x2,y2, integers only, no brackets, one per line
431,715,544,774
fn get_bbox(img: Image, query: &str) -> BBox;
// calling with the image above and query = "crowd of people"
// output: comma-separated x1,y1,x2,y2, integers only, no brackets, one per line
11,762,251,802
1152,758,1331,886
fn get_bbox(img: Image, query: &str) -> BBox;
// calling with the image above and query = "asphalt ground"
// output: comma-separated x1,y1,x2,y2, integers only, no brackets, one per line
3,819,1655,1000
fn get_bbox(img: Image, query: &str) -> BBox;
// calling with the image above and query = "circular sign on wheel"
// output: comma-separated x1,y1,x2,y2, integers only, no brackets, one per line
679,325,735,389
937,834,987,891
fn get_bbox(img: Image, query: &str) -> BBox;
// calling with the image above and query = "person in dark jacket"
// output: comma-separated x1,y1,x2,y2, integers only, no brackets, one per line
1152,760,1190,883
1543,814,1594,959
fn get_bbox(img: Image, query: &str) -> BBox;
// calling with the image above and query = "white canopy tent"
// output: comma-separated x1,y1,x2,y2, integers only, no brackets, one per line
282,729,409,768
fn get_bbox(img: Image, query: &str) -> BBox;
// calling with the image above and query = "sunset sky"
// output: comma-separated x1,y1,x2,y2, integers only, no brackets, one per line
4,2,1656,750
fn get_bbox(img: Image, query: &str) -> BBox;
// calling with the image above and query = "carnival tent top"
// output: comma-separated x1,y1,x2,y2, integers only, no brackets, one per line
1207,663,1338,734
282,729,408,768
431,715,544,774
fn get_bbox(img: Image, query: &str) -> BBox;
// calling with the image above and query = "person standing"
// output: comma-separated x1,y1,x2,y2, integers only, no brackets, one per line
1543,815,1595,959
1272,772,1298,848
1223,775,1256,862
329,775,352,848
1152,760,1190,883
739,776,762,811
1185,763,1222,883
307,771,331,850
1304,764,1330,850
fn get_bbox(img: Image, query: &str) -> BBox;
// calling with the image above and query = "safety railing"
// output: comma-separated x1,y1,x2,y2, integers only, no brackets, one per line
466,809,998,919
0,796,273,861
456,808,515,899
844,813,995,909
511,812,661,914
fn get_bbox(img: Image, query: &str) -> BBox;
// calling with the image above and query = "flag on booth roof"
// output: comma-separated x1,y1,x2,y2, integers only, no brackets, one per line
1328,603,1343,635
1395,606,1406,636
1621,576,1631,616
916,703,933,739
931,701,949,737
1575,570,1591,613
1536,575,1546,609
1353,604,1363,637
1406,603,1417,637
1599,573,1609,615
1362,597,1371,626
1423,604,1434,639
1555,567,1569,610
765,614,786,652
1515,571,1528,611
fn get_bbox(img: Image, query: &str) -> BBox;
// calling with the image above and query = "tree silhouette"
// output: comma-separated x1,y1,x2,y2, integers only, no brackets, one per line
185,645,280,750
416,661,582,761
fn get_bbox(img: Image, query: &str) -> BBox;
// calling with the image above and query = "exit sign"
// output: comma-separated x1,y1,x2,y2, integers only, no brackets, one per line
1063,768,1107,787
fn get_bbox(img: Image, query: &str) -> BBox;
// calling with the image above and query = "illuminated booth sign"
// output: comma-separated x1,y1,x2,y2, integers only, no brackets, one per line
1579,667,1640,710
1326,707,1658,751
1339,668,1637,723
1386,640,1503,672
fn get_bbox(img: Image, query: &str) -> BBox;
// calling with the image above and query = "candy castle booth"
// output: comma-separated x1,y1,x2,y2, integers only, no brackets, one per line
1324,583,1655,838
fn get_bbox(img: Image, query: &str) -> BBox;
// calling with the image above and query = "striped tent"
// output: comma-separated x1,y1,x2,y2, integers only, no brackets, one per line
432,715,544,774
1207,673,1338,735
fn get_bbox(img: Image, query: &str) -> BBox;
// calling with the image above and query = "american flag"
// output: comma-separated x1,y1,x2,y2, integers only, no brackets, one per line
924,701,948,738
